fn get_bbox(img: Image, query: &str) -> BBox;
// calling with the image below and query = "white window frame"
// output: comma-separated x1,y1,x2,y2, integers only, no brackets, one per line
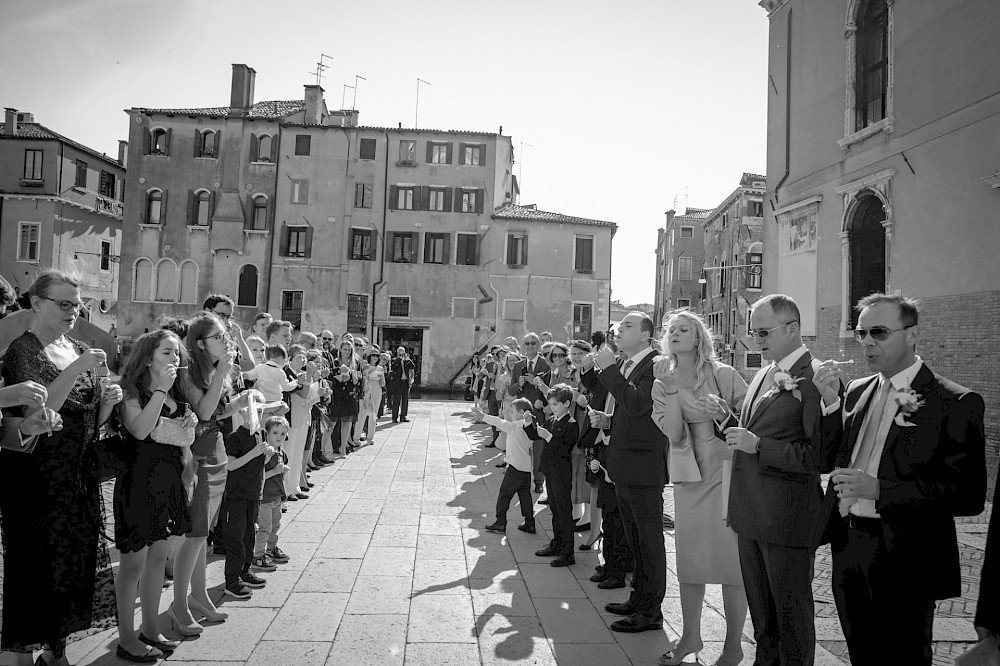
451,297,477,319
399,140,416,164
839,0,895,151
153,257,179,303
460,189,478,213
463,144,481,166
572,301,594,337
397,187,414,211
502,299,525,321
290,179,309,205
250,194,268,230
428,188,446,212
100,239,112,272
17,222,40,263
506,232,527,267
388,295,411,318
573,234,595,273
430,143,448,164
676,298,691,308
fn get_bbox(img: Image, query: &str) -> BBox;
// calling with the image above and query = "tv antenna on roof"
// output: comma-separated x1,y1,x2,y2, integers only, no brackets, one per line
307,54,334,86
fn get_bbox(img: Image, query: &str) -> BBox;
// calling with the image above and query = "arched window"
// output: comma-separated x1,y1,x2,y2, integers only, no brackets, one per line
146,189,163,224
133,258,153,301
151,128,168,155
195,190,211,226
237,264,258,307
154,259,178,302
178,260,199,304
848,193,886,327
258,135,272,162
200,130,216,157
250,195,268,230
855,0,889,130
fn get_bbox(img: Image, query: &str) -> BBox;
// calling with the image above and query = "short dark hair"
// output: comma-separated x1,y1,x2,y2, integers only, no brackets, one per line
511,398,533,413
570,339,592,352
254,312,272,324
265,344,287,361
590,330,606,347
265,320,291,340
546,383,574,405
264,415,290,434
631,312,655,339
203,293,234,311
855,293,919,327
755,293,801,324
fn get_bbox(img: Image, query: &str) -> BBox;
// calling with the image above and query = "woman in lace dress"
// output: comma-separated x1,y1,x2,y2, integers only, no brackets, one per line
0,270,121,666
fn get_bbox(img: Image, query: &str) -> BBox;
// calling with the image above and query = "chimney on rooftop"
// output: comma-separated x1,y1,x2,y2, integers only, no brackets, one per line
118,140,129,167
3,108,17,136
230,64,256,110
303,84,325,124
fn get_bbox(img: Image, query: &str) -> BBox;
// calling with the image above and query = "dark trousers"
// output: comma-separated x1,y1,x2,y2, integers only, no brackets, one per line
389,385,409,420
542,459,574,556
616,484,666,616
601,504,629,582
738,535,815,666
220,496,259,585
494,467,534,526
832,519,936,666
531,439,546,487
487,393,500,442
378,392,386,418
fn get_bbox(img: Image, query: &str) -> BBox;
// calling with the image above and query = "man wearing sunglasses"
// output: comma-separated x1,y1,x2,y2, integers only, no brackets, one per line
724,293,828,666
507,332,551,493
811,293,985,665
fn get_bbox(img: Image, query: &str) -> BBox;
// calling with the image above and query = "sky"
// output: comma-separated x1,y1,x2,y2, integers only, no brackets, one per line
0,0,769,306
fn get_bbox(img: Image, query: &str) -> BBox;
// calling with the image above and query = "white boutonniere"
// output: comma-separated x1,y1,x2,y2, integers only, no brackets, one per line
772,371,804,402
893,388,925,427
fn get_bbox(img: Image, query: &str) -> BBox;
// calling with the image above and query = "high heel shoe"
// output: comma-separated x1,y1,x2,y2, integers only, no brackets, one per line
657,640,703,666
188,595,228,622
167,604,204,636
579,531,603,551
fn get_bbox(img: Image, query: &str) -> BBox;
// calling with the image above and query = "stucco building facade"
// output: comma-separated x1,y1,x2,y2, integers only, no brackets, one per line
653,208,708,332
758,0,1000,460
0,108,125,331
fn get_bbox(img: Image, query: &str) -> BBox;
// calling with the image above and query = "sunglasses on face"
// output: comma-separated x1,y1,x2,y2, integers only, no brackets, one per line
853,325,913,342
40,296,86,312
523,341,538,346
749,321,797,339
550,353,567,359
214,311,231,320
322,337,333,341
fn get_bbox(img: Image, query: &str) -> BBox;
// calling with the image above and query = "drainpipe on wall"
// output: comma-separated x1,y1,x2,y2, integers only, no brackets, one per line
264,116,281,315
369,130,389,338
771,8,793,209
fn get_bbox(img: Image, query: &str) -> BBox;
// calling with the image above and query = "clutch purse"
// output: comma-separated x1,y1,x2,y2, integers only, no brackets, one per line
151,415,195,447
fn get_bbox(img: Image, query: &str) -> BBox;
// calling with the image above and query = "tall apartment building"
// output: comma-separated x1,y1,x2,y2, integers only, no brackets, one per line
758,0,1000,468
0,108,126,330
653,208,708,331
117,64,616,386
697,173,765,379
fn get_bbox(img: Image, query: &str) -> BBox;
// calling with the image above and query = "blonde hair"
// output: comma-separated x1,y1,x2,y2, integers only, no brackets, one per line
659,310,718,392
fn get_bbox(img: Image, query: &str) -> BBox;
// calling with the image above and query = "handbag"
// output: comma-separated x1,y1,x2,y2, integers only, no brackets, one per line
151,415,196,447
94,432,129,483
0,418,41,454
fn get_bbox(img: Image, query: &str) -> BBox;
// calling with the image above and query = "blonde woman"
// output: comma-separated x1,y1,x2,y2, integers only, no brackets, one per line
652,311,748,666
491,351,518,467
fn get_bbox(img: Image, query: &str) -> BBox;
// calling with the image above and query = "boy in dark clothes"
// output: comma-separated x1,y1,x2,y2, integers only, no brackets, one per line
220,397,269,599
589,442,630,588
525,384,577,567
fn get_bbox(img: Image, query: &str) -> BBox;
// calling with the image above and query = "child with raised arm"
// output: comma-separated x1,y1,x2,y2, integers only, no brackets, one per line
242,344,300,406
251,415,291,571
478,397,537,534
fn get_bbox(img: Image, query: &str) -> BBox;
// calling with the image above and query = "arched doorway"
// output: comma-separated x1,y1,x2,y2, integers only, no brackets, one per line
848,193,886,327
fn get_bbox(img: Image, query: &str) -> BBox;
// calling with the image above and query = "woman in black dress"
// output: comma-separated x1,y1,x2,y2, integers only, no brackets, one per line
329,338,362,454
0,270,120,666
113,329,198,660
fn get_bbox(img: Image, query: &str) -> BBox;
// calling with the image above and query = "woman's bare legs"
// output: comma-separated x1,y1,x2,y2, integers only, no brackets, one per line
674,582,706,655
115,547,151,653
139,539,173,641
172,536,219,624
719,584,748,664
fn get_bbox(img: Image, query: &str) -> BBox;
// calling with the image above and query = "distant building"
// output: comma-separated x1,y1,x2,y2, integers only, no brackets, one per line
697,173,765,379
0,108,125,330
653,208,709,332
117,64,615,386
758,0,1000,466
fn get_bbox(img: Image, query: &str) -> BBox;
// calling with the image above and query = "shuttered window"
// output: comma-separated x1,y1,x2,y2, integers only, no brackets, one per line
423,233,449,265
359,138,377,160
350,228,373,261
456,234,479,265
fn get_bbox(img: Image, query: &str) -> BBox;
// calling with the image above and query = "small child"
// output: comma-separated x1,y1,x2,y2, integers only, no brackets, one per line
220,399,269,599
252,415,291,571
478,398,537,535
525,384,578,567
243,345,300,405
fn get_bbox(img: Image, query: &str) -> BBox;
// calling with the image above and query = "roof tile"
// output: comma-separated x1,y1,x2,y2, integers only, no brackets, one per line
134,99,305,120
492,204,617,229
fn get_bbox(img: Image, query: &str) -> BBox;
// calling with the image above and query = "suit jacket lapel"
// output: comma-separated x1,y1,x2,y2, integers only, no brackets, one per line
842,375,880,467
741,365,771,426
747,352,812,430
878,363,936,469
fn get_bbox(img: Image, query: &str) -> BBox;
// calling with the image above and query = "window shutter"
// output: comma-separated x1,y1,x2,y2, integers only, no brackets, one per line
161,190,167,221
409,233,419,264
385,233,394,262
453,187,462,211
522,235,528,266
389,185,398,211
304,226,314,258
188,191,196,225
459,143,466,165
507,235,515,265
412,187,422,211
249,134,259,162
445,143,453,164
476,188,485,214
143,128,151,155
425,142,433,163
480,143,487,165
270,134,279,163
354,183,361,208
444,187,453,212
209,191,217,224
164,129,172,156
267,196,275,228
215,130,222,156
442,234,451,265
475,235,482,264
193,130,201,157
279,224,289,255
421,186,430,211
244,195,252,229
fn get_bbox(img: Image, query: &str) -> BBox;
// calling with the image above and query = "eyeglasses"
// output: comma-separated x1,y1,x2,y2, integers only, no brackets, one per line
853,325,913,342
213,311,231,320
322,337,333,341
40,296,86,312
550,353,567,359
204,332,227,342
749,321,798,339
523,341,538,346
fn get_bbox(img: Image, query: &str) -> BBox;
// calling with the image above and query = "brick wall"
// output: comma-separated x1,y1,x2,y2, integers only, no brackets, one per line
805,290,1000,492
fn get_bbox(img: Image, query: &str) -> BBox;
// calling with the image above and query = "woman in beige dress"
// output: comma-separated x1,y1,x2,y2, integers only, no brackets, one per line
652,311,748,666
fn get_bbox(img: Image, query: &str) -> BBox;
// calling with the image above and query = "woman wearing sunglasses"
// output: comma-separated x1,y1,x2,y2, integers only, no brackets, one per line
0,270,122,666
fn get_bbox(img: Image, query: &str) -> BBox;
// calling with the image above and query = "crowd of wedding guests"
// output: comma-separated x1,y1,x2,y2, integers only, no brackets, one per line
0,269,419,665
470,294,997,666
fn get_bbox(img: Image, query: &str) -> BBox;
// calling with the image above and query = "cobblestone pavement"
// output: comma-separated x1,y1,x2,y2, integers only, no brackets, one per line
0,401,993,665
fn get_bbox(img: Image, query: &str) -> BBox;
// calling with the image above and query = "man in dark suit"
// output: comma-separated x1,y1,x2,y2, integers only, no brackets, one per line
507,332,551,493
812,293,986,665
723,293,826,665
585,312,668,633
387,346,415,422
975,480,999,648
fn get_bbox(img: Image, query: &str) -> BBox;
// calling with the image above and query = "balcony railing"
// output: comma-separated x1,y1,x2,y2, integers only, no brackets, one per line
68,187,124,218
95,193,124,217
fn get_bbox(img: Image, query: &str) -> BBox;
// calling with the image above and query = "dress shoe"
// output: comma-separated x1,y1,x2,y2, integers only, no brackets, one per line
484,522,506,533
598,577,626,589
517,522,536,534
306,482,315,488
495,461,507,468
139,633,180,652
550,554,575,567
579,531,603,550
590,571,610,583
610,613,664,633
537,498,549,505
185,595,227,623
484,442,496,448
604,601,638,616
400,417,409,422
533,484,543,493
295,492,309,500
116,644,162,664
286,494,299,501
535,545,559,557
319,455,337,464
573,522,591,532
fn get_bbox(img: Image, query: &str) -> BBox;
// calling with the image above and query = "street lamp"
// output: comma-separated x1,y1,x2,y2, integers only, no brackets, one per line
698,263,761,283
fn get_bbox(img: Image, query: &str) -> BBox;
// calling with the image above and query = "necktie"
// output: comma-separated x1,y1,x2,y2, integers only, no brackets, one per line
840,379,892,516
622,359,635,377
